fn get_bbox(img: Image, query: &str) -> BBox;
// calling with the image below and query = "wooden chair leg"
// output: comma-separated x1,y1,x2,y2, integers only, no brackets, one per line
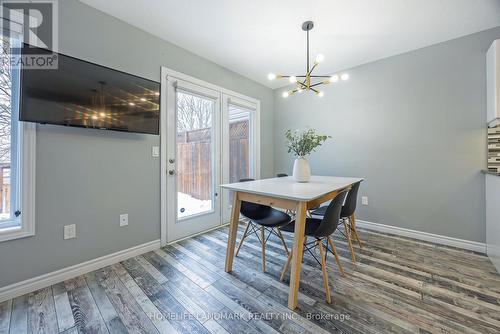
280,249,293,281
276,229,289,255
350,214,363,248
317,240,332,304
235,221,251,256
344,221,357,263
261,226,266,272
280,233,305,281
327,236,345,277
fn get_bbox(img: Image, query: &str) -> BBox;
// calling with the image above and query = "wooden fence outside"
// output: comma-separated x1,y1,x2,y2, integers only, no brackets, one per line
177,120,249,201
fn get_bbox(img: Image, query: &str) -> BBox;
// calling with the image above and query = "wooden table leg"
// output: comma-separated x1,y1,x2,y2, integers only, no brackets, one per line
225,191,242,272
288,201,307,310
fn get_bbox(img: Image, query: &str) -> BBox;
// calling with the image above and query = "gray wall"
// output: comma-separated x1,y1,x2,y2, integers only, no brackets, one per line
0,0,274,288
274,27,500,243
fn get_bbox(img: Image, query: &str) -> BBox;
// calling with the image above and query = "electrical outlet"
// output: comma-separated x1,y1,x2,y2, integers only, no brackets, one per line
152,146,160,157
362,196,369,206
64,224,76,239
120,214,129,227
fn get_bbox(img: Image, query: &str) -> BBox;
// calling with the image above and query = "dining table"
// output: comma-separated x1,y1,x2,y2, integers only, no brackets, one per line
220,175,364,310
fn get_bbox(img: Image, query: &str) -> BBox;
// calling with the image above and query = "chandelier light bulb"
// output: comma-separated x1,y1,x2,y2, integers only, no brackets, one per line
282,91,290,98
341,73,349,81
329,74,339,83
315,54,325,64
297,88,303,93
268,73,277,80
289,76,297,83
317,91,324,97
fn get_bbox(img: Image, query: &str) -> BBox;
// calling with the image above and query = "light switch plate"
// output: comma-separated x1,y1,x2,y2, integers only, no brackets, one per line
362,196,369,206
64,224,76,239
152,146,160,157
120,214,129,227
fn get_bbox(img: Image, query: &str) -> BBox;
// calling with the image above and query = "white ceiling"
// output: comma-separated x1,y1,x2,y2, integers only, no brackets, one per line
80,0,500,89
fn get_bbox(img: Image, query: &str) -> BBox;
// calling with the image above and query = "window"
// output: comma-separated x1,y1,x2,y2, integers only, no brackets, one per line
228,104,253,183
222,96,260,219
0,36,36,242
176,90,216,219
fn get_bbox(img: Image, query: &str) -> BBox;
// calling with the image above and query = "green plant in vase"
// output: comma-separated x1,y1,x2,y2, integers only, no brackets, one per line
285,128,331,182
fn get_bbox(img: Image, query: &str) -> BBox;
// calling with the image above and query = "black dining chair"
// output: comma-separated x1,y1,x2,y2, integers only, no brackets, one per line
312,181,363,262
279,189,349,303
235,178,292,272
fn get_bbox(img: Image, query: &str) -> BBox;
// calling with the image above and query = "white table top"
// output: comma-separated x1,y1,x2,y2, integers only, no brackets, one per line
220,176,363,201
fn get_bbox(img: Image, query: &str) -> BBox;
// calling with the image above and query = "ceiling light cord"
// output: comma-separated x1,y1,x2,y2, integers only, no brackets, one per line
306,29,310,74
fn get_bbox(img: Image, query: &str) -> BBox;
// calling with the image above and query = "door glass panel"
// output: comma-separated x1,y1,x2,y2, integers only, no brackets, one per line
176,90,215,219
228,104,253,204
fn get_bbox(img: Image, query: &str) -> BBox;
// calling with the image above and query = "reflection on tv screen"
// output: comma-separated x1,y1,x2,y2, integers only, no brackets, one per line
20,46,160,135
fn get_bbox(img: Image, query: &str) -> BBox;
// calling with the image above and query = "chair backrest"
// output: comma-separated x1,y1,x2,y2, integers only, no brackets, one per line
313,190,349,237
341,181,362,218
276,173,288,177
238,178,271,220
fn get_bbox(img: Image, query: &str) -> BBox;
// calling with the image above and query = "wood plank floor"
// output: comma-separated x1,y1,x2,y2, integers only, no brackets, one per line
1,225,500,334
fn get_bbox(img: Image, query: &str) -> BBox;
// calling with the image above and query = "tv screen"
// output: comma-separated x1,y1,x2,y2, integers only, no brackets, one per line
20,47,160,135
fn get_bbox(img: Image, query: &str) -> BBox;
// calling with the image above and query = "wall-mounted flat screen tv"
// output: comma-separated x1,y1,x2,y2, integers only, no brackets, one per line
20,46,160,135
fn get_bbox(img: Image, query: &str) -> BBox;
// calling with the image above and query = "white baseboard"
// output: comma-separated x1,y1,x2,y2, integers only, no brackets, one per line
356,220,486,254
0,239,161,303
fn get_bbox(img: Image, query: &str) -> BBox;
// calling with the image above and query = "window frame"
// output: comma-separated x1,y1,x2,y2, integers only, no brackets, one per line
0,35,36,243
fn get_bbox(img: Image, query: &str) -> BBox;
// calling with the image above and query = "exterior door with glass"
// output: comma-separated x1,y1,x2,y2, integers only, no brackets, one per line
164,78,221,243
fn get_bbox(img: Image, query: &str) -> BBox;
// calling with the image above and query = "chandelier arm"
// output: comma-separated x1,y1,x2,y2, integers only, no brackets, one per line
309,75,331,78
309,82,327,88
310,87,319,93
307,63,318,77
297,81,308,89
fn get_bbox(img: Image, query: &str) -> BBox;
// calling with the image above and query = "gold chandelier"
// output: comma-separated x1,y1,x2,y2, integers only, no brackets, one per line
268,21,349,98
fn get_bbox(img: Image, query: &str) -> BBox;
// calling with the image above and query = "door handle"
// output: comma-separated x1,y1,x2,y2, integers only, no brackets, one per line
168,170,176,175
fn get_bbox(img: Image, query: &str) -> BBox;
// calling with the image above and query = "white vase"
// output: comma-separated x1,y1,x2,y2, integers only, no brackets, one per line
293,157,311,182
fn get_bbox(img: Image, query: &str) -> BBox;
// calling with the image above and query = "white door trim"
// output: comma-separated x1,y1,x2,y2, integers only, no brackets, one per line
160,67,261,246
